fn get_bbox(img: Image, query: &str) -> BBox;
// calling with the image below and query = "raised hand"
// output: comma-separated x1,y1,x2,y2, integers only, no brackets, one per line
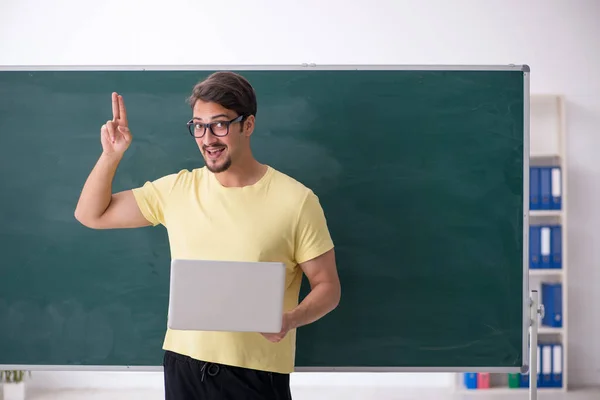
101,92,132,157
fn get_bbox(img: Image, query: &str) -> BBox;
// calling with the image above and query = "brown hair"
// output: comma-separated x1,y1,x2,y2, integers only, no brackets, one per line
187,71,257,118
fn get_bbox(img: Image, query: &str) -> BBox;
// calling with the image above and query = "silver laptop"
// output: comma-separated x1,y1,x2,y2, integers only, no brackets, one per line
167,259,286,333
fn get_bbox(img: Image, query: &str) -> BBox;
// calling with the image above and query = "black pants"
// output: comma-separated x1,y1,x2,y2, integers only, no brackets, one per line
163,350,292,400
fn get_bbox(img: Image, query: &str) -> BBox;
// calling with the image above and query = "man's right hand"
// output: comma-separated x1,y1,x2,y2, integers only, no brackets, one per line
101,92,132,156
75,91,150,230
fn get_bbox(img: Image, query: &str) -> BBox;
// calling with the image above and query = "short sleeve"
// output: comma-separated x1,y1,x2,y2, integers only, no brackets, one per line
131,174,178,226
294,190,335,264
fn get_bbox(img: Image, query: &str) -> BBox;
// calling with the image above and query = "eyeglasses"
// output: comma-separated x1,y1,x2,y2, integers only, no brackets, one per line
186,115,244,138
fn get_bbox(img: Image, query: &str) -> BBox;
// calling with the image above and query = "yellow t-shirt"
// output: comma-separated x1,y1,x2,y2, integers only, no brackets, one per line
131,165,334,374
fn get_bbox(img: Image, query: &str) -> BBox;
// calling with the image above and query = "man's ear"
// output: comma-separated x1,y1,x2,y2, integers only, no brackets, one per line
242,115,255,137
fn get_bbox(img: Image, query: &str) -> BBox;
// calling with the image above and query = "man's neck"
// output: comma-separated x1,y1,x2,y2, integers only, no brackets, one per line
214,158,268,188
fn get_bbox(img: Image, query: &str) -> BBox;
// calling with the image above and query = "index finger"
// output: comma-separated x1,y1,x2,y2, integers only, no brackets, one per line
111,92,119,121
118,95,128,124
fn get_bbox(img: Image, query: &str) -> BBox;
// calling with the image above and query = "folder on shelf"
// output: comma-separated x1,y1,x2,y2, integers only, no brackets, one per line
477,373,490,389
529,226,541,269
519,370,529,388
541,282,562,327
540,167,552,209
551,167,562,210
508,373,520,388
540,226,551,269
541,344,552,387
463,372,477,389
551,343,563,387
530,166,540,210
538,345,541,387
551,225,562,269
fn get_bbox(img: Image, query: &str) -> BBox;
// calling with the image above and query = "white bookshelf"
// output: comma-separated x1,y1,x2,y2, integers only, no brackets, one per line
454,94,568,393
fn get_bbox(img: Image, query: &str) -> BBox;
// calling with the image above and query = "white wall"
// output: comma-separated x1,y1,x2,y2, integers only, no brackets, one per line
1,0,599,390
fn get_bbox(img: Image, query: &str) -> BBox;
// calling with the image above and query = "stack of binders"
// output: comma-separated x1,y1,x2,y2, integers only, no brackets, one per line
463,372,490,389
530,166,562,210
529,225,562,269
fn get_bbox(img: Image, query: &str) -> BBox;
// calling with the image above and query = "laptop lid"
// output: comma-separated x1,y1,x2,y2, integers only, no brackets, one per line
167,259,286,333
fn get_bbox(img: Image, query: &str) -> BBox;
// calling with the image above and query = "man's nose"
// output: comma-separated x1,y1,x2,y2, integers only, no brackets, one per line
202,129,218,146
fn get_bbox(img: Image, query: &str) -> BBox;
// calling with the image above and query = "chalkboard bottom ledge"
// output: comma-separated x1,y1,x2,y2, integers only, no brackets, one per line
295,367,523,373
2,365,525,373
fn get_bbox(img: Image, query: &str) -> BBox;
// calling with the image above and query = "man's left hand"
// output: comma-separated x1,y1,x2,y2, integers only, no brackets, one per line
261,312,294,343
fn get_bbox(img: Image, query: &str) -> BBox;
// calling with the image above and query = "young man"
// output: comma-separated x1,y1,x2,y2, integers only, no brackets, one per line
74,71,341,400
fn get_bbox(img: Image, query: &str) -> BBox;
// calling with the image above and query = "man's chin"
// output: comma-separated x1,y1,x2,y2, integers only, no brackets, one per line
205,158,232,173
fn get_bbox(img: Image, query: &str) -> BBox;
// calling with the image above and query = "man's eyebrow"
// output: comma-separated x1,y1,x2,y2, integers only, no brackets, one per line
192,114,230,121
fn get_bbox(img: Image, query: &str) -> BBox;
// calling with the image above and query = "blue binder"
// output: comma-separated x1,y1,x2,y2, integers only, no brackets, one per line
463,372,477,389
520,372,529,388
540,226,551,269
551,167,562,210
538,344,542,387
551,343,563,387
540,167,552,209
551,225,562,269
540,344,552,387
541,282,562,327
530,167,540,210
529,226,541,269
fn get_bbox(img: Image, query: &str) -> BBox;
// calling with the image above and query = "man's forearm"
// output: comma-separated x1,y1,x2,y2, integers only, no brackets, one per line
287,281,341,330
74,152,122,223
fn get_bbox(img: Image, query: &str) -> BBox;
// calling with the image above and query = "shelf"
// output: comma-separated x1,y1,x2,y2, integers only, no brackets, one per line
538,326,563,334
529,154,562,166
529,269,563,277
530,153,561,159
529,210,562,218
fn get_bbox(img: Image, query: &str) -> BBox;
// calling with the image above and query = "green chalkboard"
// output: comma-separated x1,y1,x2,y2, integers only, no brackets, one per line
0,66,528,371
